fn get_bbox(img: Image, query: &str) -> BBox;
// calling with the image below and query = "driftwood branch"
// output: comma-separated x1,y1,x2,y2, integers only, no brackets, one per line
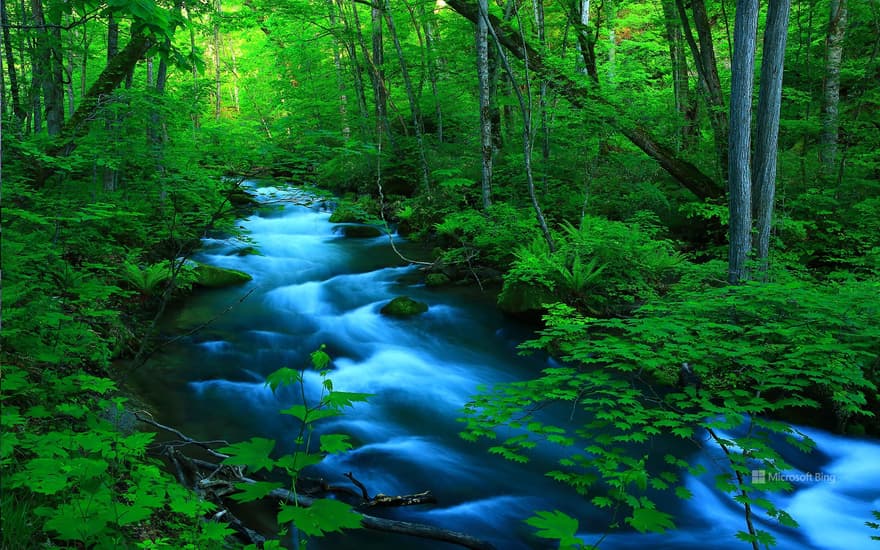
137,417,496,550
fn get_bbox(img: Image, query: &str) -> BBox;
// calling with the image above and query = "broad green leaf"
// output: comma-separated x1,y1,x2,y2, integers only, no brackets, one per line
220,437,276,473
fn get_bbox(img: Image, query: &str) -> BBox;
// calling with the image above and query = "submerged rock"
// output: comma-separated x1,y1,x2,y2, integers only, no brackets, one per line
380,296,428,316
340,225,383,238
194,263,253,288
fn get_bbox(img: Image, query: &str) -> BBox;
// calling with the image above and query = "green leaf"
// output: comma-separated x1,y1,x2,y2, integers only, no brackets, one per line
230,481,284,503
525,510,583,548
277,499,362,536
219,437,276,473
319,434,352,454
626,508,676,533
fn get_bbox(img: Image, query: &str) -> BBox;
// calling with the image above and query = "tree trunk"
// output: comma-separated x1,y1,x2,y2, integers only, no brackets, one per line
532,0,550,193
675,0,727,177
31,0,63,136
383,0,430,192
727,0,759,284
213,0,222,119
1,0,25,124
477,0,492,209
574,0,595,78
335,0,369,135
444,0,722,201
751,0,790,268
819,0,846,177
481,6,555,253
327,0,349,138
661,0,690,148
371,4,389,138
420,0,443,143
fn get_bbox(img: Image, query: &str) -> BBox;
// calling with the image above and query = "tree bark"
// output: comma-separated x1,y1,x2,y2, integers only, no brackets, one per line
481,5,555,253
51,33,150,156
477,0,492,209
31,0,63,136
1,0,25,125
752,0,791,267
819,0,846,177
443,0,722,201
661,0,690,148
382,0,430,192
674,0,727,178
213,0,222,119
727,0,759,284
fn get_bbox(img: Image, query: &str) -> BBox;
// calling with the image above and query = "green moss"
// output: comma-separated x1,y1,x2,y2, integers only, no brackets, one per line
194,263,253,288
425,273,451,287
380,296,428,316
329,205,368,223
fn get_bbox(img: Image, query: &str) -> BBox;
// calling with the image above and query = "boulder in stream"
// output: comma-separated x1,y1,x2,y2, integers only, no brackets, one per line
194,263,253,288
340,225,383,238
380,296,428,316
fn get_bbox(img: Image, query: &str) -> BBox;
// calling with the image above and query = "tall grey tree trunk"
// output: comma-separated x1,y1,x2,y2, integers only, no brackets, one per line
327,0,349,138
420,0,443,143
477,0,492,209
661,0,690,148
482,6,555,253
1,0,25,124
31,0,63,136
213,0,222,119
575,0,592,76
728,0,759,284
371,5,389,138
819,0,846,177
532,0,550,193
383,0,430,192
336,0,369,135
752,0,791,268
675,0,727,176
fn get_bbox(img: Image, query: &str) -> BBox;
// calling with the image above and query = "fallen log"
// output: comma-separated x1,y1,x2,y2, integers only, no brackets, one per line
136,414,497,550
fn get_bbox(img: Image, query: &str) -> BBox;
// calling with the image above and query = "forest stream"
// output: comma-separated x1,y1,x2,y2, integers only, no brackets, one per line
133,182,880,550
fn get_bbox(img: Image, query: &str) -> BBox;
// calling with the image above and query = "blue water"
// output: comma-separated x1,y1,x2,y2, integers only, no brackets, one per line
142,182,880,549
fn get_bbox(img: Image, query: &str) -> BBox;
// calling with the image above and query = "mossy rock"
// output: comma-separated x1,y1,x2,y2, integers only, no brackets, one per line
224,190,259,207
425,273,451,287
227,246,261,257
194,263,253,288
497,281,555,315
329,205,368,223
380,296,428,316
340,225,383,238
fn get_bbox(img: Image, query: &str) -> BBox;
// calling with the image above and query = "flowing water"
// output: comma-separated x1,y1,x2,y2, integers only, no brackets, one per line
137,182,880,549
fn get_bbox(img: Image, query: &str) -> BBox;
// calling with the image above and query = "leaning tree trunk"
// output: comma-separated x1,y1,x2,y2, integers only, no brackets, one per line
751,0,791,269
444,0,722,201
819,0,846,178
727,0,759,285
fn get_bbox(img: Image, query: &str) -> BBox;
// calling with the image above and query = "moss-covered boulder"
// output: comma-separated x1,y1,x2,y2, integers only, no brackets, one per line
227,246,261,257
425,273,451,287
497,281,555,316
329,204,368,223
380,296,428,316
194,263,253,288
340,225,383,238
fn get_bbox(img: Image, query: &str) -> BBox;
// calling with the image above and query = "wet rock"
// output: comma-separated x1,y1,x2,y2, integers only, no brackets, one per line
194,263,253,288
340,225,383,238
380,296,428,316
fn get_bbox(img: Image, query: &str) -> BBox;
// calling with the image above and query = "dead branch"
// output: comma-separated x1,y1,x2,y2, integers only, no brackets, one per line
137,416,496,549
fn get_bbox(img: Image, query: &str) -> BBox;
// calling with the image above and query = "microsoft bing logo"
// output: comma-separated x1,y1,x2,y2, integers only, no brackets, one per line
751,469,836,484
